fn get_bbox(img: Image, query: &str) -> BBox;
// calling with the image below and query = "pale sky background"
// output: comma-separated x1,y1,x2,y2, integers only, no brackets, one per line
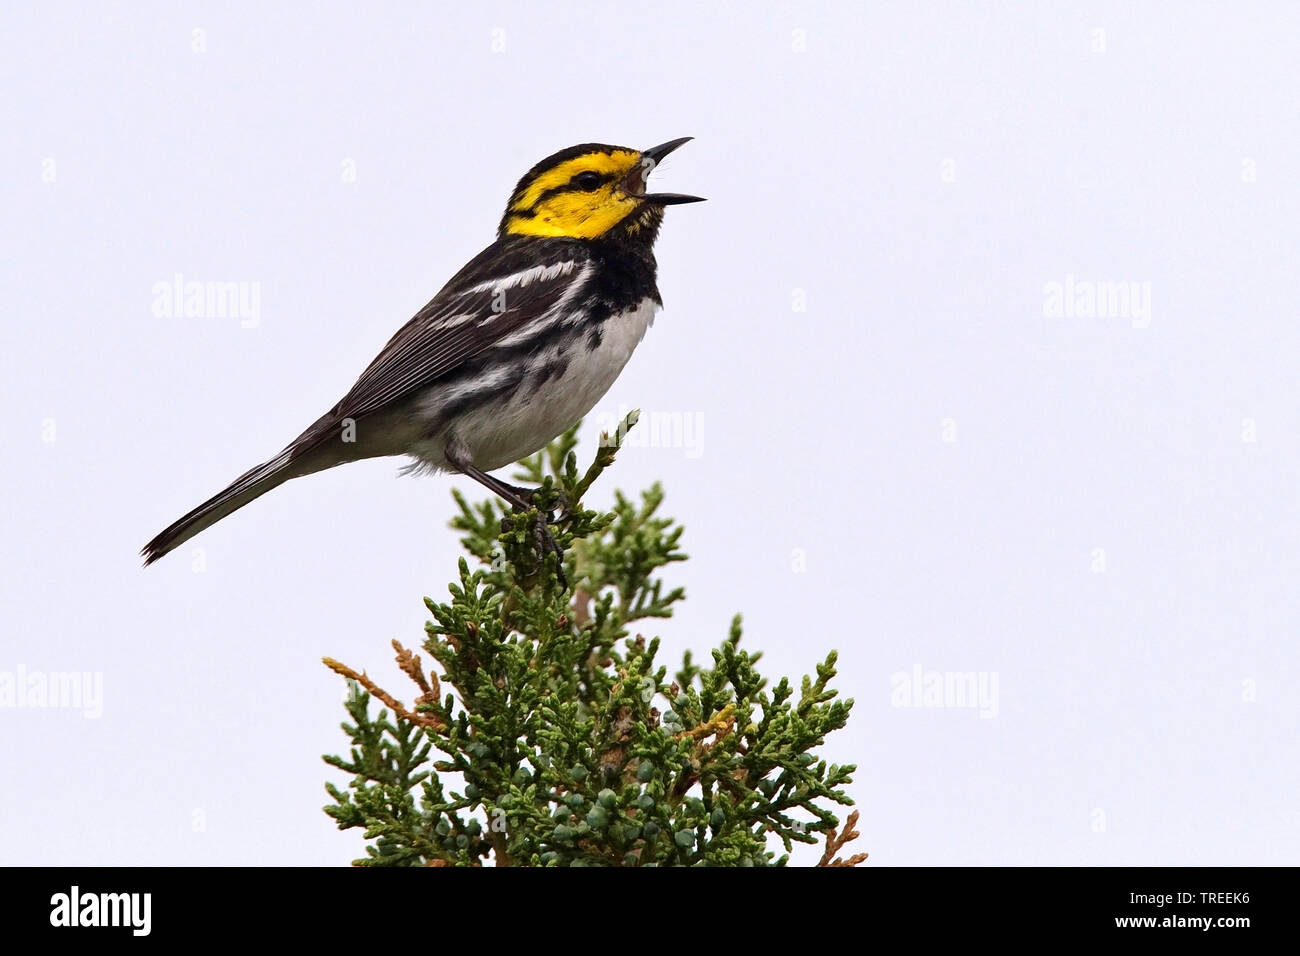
2,2,1297,866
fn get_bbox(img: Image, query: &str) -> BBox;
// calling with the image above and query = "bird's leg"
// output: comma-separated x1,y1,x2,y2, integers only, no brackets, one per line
448,454,567,589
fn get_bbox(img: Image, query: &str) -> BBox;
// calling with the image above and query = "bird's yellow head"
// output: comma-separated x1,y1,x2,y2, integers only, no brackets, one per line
500,137,703,241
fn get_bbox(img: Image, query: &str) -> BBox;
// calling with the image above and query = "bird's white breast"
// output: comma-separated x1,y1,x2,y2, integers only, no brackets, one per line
420,296,659,473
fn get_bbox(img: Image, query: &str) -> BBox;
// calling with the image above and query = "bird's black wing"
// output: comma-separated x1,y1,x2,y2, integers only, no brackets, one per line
337,239,590,420
284,239,592,466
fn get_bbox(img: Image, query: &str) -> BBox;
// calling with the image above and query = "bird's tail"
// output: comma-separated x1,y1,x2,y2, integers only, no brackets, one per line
141,452,298,565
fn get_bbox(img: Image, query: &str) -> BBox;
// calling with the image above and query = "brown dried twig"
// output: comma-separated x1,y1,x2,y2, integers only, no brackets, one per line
817,809,868,867
392,639,441,711
322,653,445,730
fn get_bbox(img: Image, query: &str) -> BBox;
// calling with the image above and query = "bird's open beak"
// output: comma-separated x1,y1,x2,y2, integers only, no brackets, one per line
630,137,706,205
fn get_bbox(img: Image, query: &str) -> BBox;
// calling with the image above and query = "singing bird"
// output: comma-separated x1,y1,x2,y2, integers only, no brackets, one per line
142,138,703,581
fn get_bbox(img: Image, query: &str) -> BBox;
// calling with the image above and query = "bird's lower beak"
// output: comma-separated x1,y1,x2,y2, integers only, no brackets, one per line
629,137,706,206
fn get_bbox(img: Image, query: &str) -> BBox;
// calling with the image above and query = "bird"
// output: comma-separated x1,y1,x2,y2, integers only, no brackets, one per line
142,137,703,584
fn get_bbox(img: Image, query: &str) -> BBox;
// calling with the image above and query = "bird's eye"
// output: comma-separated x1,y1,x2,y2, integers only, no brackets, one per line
573,171,603,190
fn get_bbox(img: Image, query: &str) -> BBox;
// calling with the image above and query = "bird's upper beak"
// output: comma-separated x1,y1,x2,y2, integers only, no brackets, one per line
628,137,706,206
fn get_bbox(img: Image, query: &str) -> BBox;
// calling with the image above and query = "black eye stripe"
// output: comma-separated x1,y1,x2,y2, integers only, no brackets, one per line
530,172,614,207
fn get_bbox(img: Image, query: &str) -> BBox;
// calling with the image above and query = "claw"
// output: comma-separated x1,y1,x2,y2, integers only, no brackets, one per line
503,505,567,590
550,487,574,522
510,482,570,524
530,510,567,590
459,464,568,589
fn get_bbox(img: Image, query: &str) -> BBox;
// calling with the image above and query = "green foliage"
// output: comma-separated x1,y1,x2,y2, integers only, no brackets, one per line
323,413,860,866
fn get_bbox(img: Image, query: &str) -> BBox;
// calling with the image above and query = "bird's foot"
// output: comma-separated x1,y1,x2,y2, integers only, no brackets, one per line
505,481,572,524
500,505,568,591
530,511,567,591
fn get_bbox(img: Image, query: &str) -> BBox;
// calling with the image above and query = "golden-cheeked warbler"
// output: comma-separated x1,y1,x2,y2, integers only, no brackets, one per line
143,137,703,585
